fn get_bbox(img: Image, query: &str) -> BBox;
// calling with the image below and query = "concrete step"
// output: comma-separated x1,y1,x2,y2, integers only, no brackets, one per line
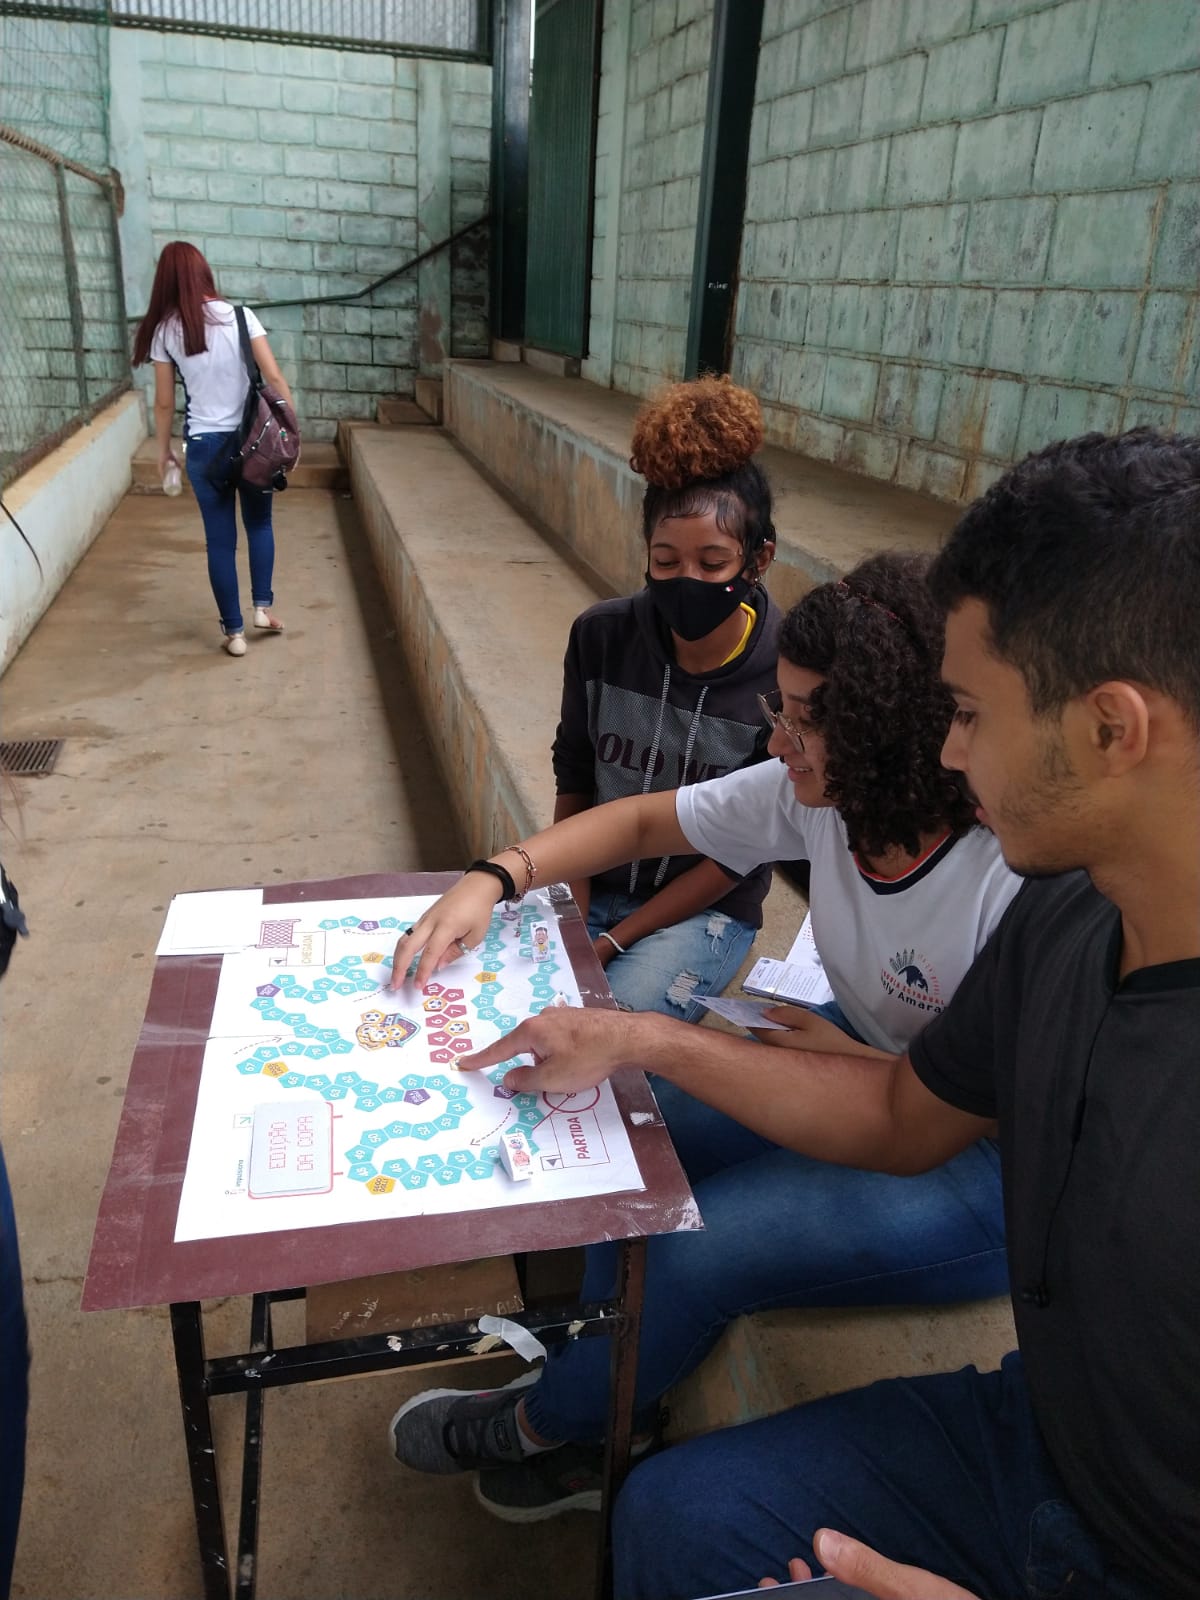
445,360,960,609
345,423,611,854
376,396,436,425
129,436,348,492
414,376,444,423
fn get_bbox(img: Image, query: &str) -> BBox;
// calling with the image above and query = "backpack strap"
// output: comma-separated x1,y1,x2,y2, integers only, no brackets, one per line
235,305,263,389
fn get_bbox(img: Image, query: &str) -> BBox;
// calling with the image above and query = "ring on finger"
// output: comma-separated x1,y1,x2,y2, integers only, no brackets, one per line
455,937,472,957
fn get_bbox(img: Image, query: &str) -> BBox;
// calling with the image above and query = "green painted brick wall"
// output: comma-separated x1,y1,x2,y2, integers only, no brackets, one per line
732,0,1200,499
596,0,713,398
112,30,489,441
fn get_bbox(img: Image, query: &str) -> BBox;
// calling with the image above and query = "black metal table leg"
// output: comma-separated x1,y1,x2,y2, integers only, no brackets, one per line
596,1236,648,1600
170,1301,231,1600
233,1294,272,1600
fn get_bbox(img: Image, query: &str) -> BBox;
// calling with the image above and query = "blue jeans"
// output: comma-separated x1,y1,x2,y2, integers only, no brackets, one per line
586,891,757,1024
522,1017,1007,1444
0,1144,28,1600
614,1352,1156,1600
184,431,275,635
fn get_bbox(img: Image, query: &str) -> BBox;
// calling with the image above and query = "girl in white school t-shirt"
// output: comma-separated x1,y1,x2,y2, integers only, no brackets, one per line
384,553,1022,1518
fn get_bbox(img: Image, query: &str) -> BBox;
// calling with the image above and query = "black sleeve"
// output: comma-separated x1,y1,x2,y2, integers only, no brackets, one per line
908,905,1012,1119
551,616,596,796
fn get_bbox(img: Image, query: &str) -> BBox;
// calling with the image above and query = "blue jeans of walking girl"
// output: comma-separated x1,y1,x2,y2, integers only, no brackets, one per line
184,431,275,635
522,1002,1007,1445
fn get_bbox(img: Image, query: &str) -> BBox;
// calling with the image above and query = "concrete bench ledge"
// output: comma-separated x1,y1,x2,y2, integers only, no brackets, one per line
346,423,599,854
446,361,960,611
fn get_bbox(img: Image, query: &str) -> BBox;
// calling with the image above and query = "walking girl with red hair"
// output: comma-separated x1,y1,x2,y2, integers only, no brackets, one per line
134,241,293,656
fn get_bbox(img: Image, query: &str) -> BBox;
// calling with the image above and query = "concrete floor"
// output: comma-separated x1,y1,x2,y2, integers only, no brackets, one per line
0,487,599,1599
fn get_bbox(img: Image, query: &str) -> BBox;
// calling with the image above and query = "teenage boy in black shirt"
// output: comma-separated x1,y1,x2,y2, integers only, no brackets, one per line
402,430,1200,1600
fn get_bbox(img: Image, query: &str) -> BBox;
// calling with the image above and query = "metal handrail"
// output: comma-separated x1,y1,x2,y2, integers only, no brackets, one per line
123,212,492,321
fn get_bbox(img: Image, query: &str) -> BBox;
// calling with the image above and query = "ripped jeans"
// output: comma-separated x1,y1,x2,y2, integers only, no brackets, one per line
586,890,757,1023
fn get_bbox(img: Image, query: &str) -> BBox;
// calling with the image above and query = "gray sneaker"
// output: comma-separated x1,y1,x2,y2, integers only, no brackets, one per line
475,1443,605,1522
388,1369,541,1475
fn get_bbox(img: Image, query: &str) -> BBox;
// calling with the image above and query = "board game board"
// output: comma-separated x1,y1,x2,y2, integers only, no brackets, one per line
173,891,643,1242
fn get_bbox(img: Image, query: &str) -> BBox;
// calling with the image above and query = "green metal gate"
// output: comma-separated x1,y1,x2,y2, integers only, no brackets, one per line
524,0,600,359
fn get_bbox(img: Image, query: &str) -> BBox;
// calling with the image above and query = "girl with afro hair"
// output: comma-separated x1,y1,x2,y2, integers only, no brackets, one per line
387,553,1022,1523
549,376,782,1019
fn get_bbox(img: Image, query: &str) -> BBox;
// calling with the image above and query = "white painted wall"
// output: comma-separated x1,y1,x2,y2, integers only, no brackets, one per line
1,391,146,675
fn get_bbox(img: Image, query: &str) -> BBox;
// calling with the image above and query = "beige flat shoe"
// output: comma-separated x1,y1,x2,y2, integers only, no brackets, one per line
253,607,284,632
223,632,247,657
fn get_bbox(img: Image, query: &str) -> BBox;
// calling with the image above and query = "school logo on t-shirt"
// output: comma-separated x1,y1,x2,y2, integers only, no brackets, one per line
880,948,943,1014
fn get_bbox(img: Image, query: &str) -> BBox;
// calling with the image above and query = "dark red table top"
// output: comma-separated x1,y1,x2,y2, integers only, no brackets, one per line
83,872,699,1312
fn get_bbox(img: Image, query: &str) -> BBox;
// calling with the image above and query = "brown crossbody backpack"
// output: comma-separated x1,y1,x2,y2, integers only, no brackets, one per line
206,307,301,492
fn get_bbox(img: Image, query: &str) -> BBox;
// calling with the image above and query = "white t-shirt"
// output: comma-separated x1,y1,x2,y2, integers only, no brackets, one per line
677,760,1022,1054
150,300,266,433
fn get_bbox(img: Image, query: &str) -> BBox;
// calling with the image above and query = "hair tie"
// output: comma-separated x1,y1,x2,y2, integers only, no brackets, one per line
835,579,902,626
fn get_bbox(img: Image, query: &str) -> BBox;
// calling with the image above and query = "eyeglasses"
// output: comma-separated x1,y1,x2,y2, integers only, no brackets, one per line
757,691,807,752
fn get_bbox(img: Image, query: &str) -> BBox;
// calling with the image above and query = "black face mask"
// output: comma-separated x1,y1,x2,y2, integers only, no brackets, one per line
644,571,754,642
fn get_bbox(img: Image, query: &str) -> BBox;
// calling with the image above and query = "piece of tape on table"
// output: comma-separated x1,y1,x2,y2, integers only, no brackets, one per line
472,1314,547,1363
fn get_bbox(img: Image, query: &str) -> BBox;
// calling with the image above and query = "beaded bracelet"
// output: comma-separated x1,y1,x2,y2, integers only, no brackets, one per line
501,842,537,897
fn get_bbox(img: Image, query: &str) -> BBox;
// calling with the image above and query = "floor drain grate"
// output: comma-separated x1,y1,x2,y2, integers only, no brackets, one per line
0,739,63,776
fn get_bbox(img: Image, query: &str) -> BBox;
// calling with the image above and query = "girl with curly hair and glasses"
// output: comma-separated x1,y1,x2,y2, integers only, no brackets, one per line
551,376,781,1020
385,550,1021,1523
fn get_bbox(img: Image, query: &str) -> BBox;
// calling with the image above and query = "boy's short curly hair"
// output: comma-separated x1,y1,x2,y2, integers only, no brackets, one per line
779,553,977,859
630,377,774,560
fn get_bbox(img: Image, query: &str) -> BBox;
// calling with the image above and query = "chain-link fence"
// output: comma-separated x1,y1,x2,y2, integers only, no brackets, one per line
0,14,129,486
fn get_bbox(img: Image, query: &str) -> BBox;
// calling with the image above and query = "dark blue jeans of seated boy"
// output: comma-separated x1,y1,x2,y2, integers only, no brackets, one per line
613,1352,1158,1600
521,1001,1007,1445
184,431,275,635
